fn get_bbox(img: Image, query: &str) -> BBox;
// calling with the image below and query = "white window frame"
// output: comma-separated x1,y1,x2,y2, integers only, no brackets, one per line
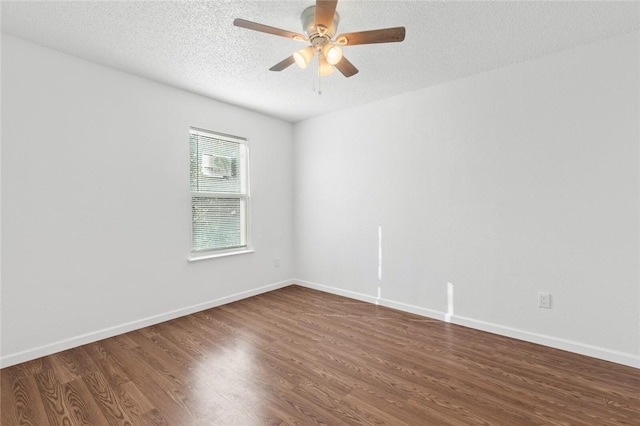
189,128,253,261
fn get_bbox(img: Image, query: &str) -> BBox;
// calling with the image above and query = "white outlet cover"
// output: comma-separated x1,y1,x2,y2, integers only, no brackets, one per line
538,292,551,309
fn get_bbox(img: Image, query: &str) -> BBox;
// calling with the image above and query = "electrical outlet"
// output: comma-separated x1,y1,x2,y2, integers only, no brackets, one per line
274,257,280,268
538,292,551,309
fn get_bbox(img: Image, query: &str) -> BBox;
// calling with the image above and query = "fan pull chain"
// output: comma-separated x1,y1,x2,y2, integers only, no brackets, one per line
310,53,317,94
317,54,322,95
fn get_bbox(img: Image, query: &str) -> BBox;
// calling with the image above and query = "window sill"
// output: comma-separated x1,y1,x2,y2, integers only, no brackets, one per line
188,249,255,262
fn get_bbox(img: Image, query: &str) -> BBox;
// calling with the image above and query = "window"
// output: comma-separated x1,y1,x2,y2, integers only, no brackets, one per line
190,128,250,257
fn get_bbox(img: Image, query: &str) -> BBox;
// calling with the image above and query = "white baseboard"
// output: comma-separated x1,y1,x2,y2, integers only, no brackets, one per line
4,278,638,370
296,280,380,304
294,279,639,369
0,279,295,368
295,279,446,321
451,315,640,369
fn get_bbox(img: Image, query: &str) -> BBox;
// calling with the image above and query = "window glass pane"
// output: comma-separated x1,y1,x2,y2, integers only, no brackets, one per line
190,132,245,194
192,197,246,252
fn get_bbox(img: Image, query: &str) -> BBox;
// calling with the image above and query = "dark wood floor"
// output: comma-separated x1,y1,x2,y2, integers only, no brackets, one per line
2,285,639,425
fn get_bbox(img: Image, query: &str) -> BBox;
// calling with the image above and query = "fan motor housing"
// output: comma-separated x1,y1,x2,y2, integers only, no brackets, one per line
301,5,339,47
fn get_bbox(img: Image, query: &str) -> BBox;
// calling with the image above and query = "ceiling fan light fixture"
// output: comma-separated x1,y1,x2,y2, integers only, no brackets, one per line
322,44,343,65
293,46,315,68
319,60,334,76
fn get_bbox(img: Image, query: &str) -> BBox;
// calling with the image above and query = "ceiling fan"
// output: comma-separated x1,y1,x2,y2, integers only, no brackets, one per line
233,0,406,78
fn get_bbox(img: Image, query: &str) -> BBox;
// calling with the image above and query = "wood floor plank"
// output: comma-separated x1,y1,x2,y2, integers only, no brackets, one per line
82,371,136,426
2,285,639,425
63,378,107,426
1,367,49,426
33,368,77,425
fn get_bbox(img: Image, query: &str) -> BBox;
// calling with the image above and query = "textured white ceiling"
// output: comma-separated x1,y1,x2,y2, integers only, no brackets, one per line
2,1,639,122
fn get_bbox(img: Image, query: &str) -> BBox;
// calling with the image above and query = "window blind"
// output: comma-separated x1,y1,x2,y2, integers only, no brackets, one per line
189,129,248,253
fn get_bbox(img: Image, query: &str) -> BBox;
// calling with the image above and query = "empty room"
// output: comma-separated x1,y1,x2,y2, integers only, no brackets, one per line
1,1,639,424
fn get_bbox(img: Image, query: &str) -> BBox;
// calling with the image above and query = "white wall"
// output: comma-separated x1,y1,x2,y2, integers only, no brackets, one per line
1,35,294,366
3,31,639,369
293,31,640,367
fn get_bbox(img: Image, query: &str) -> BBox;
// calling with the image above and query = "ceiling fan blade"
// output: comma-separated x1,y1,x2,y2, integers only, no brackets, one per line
233,18,305,41
314,0,338,29
269,56,296,72
336,27,406,45
335,56,358,78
